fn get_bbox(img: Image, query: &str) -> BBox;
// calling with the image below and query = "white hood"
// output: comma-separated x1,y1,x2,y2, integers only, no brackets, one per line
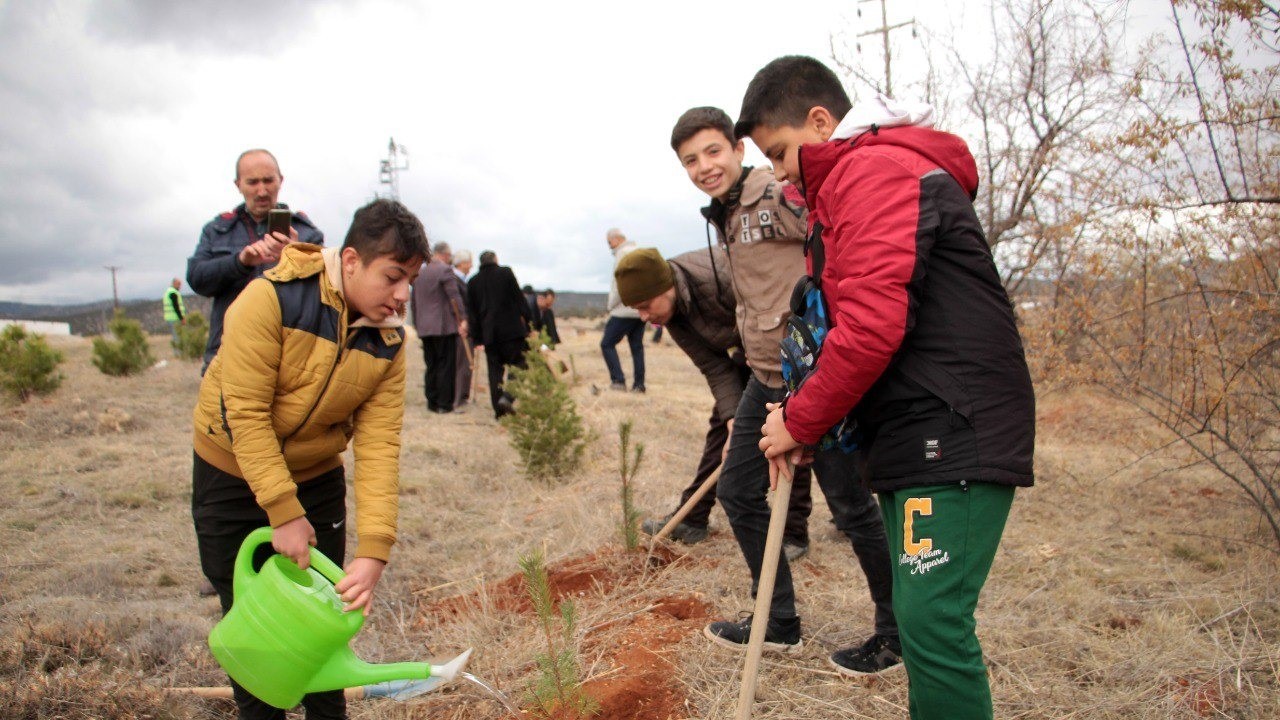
830,93,935,141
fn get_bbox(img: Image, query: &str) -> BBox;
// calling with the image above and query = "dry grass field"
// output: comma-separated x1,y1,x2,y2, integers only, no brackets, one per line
2,320,1277,719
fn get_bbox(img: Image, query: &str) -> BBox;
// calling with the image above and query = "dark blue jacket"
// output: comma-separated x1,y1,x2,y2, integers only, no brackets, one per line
187,203,323,367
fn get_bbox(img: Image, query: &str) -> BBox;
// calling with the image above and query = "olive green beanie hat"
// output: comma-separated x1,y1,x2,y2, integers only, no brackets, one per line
614,248,674,306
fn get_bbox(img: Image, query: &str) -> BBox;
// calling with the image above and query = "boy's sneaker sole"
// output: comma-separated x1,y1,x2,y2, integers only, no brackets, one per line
702,624,803,655
827,654,906,677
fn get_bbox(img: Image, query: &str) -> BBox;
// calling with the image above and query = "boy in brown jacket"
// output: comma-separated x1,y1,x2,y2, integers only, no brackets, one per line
191,198,428,719
672,106,900,674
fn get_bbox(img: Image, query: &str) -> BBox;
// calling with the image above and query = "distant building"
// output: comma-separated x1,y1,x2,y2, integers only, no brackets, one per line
0,319,72,336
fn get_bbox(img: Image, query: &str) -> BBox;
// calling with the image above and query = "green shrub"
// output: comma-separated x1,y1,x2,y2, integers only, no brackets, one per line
173,311,209,360
91,311,155,376
0,325,64,402
502,334,587,482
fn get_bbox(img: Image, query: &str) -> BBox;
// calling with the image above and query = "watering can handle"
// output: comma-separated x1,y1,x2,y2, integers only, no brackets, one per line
234,527,349,597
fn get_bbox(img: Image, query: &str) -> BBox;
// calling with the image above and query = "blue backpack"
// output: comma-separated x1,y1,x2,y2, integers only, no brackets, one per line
779,232,860,453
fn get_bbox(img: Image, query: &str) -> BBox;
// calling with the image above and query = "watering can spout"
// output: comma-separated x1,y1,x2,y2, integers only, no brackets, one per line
305,647,474,696
430,647,474,682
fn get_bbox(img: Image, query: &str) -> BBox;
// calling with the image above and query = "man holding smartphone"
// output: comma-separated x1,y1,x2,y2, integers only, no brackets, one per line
187,148,324,372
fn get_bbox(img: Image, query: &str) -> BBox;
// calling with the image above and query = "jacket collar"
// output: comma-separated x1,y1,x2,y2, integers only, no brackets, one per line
799,125,980,207
700,165,754,230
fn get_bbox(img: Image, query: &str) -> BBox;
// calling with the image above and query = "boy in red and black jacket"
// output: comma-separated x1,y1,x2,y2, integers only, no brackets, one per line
745,56,1035,720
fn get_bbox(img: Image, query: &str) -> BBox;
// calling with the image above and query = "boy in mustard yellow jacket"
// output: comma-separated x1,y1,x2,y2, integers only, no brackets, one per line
191,198,428,720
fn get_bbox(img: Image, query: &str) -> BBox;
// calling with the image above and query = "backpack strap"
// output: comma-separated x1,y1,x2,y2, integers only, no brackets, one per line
804,221,826,289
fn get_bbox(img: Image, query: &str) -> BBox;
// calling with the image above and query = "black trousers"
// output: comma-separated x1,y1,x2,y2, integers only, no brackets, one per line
716,377,895,635
672,409,812,547
192,452,349,720
423,334,458,412
485,336,528,417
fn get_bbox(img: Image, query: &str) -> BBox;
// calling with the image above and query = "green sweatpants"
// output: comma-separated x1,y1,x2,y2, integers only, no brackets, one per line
879,482,1015,720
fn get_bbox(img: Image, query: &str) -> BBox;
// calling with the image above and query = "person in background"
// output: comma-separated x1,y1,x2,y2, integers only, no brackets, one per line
162,277,186,355
467,250,533,418
187,149,323,372
410,242,466,414
531,288,561,347
601,228,646,392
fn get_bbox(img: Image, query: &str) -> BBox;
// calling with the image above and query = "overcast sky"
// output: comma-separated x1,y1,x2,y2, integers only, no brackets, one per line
1,0,1176,306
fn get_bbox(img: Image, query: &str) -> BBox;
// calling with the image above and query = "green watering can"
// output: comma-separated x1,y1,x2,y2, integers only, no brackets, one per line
208,527,472,709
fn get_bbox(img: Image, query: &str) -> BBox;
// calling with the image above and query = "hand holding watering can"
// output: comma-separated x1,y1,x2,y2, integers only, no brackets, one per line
208,527,472,710
271,516,384,615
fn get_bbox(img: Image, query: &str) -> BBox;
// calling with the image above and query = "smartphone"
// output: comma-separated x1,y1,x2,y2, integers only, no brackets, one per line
267,208,291,238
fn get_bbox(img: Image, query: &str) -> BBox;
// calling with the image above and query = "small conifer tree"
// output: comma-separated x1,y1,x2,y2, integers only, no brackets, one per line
173,311,209,361
618,420,644,550
519,549,598,719
91,310,155,376
502,333,587,482
0,325,64,402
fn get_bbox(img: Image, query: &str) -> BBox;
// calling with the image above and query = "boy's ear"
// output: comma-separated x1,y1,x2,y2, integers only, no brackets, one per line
807,106,838,142
340,246,363,275
733,138,746,155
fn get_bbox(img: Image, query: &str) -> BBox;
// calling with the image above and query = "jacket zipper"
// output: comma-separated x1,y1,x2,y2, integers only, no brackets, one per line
283,322,355,443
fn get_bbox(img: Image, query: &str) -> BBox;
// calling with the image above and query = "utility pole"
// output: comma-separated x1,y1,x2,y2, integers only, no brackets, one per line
378,137,409,200
104,265,121,310
856,0,915,98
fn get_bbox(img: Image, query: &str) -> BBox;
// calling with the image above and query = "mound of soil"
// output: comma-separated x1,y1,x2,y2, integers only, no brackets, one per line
419,547,709,720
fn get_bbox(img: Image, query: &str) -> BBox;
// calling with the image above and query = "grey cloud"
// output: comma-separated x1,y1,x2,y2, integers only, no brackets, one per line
84,0,325,54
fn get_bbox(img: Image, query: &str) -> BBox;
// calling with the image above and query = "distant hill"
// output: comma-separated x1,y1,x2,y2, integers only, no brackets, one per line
0,290,608,336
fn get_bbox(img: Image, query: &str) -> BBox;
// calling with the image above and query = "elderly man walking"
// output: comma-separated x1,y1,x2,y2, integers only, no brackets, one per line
601,228,646,392
411,242,467,413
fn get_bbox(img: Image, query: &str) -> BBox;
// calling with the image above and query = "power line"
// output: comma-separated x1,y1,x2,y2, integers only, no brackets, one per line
857,0,916,98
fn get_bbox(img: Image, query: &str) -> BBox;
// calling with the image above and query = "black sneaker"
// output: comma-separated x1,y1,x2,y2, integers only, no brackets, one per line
703,614,802,654
830,634,904,676
640,515,708,544
783,542,809,563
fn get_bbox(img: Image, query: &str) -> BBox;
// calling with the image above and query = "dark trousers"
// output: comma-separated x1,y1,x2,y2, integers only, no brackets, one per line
600,316,646,388
192,453,348,720
454,337,473,407
674,410,812,547
486,336,528,417
423,334,458,412
717,377,895,634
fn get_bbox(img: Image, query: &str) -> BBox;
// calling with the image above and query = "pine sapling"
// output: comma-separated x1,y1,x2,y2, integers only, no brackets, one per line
502,333,587,482
618,420,645,551
519,549,598,719
0,325,64,402
91,310,155,376
173,311,209,361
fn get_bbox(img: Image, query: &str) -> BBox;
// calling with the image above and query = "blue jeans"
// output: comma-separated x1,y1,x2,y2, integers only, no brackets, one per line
717,376,896,635
600,316,646,388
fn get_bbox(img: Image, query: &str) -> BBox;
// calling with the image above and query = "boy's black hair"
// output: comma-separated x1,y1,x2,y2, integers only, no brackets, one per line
479,250,498,266
735,56,852,140
540,288,556,297
342,199,429,264
670,106,736,152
